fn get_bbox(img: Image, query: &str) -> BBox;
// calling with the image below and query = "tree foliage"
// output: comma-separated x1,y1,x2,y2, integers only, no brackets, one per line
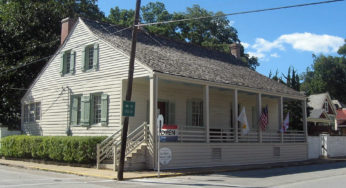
269,67,304,130
0,0,104,129
108,2,259,70
301,42,346,103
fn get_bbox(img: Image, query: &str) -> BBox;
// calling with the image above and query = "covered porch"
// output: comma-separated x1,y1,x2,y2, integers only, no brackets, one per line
125,73,308,169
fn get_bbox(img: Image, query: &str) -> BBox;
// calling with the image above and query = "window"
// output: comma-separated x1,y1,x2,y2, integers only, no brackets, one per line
187,99,203,127
23,102,41,123
79,93,108,126
92,94,102,124
88,46,94,70
60,50,75,76
82,43,99,71
70,95,82,125
157,101,175,125
324,101,329,112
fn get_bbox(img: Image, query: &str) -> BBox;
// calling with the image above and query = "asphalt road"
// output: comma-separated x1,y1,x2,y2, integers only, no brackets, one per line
2,162,346,187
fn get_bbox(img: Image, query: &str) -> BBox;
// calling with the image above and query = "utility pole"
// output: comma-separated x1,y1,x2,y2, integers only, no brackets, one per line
117,0,141,181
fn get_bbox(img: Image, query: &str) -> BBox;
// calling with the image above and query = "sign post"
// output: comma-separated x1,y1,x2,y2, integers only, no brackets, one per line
156,114,164,177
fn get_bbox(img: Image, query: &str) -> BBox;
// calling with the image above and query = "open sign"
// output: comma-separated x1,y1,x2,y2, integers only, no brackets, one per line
160,124,178,142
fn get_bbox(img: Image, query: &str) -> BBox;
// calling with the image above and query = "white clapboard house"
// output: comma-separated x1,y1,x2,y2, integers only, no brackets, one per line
21,17,308,170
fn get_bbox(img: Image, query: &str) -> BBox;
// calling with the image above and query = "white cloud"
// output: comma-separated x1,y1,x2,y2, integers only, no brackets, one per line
248,51,265,59
251,38,285,53
241,42,250,49
277,32,344,53
270,53,279,58
244,32,344,61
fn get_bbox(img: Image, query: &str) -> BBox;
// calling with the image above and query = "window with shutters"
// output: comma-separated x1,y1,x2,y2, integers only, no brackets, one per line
82,43,99,72
60,50,75,76
92,94,102,124
79,93,108,126
23,102,41,123
186,99,203,127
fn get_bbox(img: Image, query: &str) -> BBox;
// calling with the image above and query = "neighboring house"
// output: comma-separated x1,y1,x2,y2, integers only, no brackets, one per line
336,109,346,135
332,99,345,110
22,17,308,170
307,93,338,135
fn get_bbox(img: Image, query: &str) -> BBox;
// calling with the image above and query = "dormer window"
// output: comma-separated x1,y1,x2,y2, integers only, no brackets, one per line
82,43,99,72
60,50,76,76
324,101,329,112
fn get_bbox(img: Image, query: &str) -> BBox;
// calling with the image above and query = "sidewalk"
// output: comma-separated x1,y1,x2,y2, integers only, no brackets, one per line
0,157,346,180
0,159,180,180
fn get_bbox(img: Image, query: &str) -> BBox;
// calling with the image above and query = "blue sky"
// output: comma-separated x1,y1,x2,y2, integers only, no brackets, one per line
98,0,346,77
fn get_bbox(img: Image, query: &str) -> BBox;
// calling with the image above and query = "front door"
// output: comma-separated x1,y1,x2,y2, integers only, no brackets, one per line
158,101,168,124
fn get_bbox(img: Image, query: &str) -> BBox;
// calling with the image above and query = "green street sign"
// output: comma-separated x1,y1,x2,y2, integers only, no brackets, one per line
122,101,135,117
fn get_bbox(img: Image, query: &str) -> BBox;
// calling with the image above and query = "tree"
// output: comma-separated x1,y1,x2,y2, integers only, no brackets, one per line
301,42,346,103
0,0,105,129
269,66,304,130
107,2,259,70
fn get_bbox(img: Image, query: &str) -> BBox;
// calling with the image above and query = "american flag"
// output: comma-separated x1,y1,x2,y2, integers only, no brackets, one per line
259,106,268,131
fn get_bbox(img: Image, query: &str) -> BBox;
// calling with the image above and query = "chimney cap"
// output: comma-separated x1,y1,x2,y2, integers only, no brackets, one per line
61,17,72,23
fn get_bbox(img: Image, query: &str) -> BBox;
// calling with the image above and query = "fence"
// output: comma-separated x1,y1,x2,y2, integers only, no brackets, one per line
308,135,346,159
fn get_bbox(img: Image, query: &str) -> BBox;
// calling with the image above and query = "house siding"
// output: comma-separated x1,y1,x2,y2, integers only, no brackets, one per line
22,18,150,136
158,142,308,169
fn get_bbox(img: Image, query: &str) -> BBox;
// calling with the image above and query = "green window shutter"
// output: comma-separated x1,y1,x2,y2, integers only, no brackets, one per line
70,51,76,74
169,102,175,125
70,96,79,126
186,100,192,126
81,46,87,71
60,53,65,76
80,95,90,126
93,43,99,70
101,94,109,126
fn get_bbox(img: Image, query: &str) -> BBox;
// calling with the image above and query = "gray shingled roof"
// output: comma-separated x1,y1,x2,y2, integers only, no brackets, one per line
82,18,304,97
308,93,328,110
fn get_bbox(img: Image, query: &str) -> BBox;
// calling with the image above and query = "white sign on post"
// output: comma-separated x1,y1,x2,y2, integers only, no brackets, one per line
159,147,172,165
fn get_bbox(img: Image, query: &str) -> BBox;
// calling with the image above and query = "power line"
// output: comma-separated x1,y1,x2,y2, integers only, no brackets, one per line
0,39,60,57
0,56,53,75
136,0,344,27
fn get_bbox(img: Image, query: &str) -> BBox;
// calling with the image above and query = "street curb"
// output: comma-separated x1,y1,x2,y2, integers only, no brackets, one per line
0,162,117,180
0,158,345,180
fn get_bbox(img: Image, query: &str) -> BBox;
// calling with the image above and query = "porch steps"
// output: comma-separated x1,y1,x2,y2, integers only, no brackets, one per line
98,144,147,171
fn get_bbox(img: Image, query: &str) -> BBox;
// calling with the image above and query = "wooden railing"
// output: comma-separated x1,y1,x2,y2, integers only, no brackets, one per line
209,128,235,143
96,122,148,170
283,130,305,143
178,128,206,142
172,127,305,143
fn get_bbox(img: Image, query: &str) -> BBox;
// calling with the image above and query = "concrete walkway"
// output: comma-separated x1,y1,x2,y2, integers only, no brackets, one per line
0,159,180,180
0,158,345,180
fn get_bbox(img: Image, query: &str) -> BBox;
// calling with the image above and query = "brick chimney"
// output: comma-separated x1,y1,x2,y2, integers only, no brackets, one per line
61,17,75,44
230,43,241,59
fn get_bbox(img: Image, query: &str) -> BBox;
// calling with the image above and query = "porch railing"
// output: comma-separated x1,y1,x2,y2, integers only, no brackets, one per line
172,127,305,143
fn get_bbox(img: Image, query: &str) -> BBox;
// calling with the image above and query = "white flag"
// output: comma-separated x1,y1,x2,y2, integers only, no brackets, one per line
238,107,249,135
280,112,289,133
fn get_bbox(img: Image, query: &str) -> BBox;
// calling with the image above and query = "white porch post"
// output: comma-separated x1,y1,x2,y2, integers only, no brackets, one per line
204,85,210,143
257,93,262,143
279,96,284,143
302,99,308,142
233,89,238,142
149,74,158,169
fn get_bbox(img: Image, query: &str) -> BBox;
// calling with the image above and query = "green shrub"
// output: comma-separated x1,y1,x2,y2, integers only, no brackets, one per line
0,135,106,163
